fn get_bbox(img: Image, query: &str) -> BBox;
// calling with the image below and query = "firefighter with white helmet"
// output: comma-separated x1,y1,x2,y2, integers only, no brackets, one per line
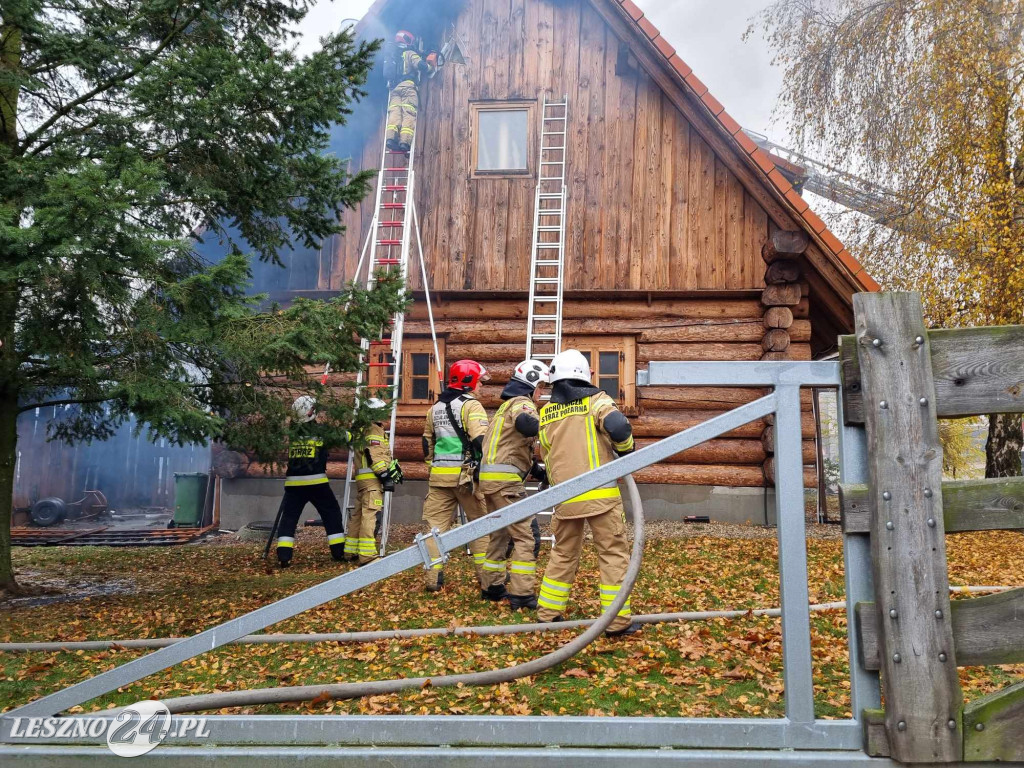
384,30,435,152
536,350,641,636
477,359,550,607
274,396,346,567
420,359,490,592
344,397,403,564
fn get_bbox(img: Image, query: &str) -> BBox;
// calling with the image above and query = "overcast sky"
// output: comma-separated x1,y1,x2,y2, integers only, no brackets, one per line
294,0,787,140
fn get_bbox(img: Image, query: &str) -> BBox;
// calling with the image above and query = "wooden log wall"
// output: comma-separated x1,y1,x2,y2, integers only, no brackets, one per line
222,295,818,488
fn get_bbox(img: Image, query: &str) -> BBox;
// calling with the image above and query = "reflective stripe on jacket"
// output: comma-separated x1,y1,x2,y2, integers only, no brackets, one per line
478,396,537,492
285,434,329,486
423,393,489,487
538,392,625,519
355,422,393,489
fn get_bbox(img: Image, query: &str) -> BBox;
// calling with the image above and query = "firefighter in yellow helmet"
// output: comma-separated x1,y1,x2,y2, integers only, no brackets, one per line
536,350,641,637
421,360,490,592
477,359,550,608
344,398,403,565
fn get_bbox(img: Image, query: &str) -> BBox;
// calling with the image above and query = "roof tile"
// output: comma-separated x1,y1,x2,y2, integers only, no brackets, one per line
837,249,862,274
619,0,644,21
684,71,708,96
768,168,793,195
638,16,659,39
735,130,758,155
750,148,775,174
820,229,846,256
718,111,742,137
668,54,692,78
801,208,828,234
784,188,809,213
653,36,675,58
700,91,725,116
855,270,881,292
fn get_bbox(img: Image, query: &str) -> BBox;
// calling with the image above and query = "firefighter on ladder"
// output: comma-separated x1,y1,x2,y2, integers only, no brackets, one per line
385,30,437,153
421,359,490,592
275,396,346,567
477,359,550,608
536,350,642,637
344,397,403,565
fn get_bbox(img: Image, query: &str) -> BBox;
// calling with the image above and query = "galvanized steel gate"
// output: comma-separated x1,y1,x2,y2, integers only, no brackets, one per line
4,292,1019,766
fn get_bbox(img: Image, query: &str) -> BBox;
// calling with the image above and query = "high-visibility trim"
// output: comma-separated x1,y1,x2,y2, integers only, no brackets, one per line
429,466,462,475
355,470,376,479
344,537,358,554
538,427,551,452
541,577,571,590
537,597,566,611
327,533,345,545
599,584,631,616
612,435,634,452
275,537,295,548
482,559,506,572
284,473,330,487
371,460,389,472
372,498,383,508
485,401,512,464
465,413,488,422
563,486,621,504
510,561,536,574
472,553,485,564
478,472,522,482
584,399,600,470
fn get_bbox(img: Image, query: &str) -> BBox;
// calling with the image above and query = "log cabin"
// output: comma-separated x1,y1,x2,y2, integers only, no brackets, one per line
207,0,878,528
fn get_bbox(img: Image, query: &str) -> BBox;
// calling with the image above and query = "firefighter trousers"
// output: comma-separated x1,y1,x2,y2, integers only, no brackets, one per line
480,483,537,596
537,507,632,633
421,482,487,588
386,81,418,146
276,483,345,564
345,483,383,564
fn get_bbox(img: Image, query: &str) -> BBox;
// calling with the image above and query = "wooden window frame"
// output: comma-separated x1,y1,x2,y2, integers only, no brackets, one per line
368,337,445,416
562,335,637,414
469,100,536,179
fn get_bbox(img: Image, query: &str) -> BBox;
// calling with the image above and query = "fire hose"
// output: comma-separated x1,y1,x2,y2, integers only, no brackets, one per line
123,476,648,714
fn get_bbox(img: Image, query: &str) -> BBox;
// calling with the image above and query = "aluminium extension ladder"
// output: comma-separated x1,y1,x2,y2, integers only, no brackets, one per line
525,94,569,363
339,128,419,557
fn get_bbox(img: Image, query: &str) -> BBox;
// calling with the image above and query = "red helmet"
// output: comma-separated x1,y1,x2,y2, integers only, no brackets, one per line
395,30,415,47
448,359,489,390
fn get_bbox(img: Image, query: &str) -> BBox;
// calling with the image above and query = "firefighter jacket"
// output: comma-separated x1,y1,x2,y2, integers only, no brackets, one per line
423,390,489,487
354,422,393,489
285,427,330,487
538,392,634,519
478,395,538,494
397,49,425,86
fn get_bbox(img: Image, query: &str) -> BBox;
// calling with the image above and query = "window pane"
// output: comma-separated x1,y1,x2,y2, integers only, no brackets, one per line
599,376,619,398
477,109,528,171
412,377,429,400
412,353,429,376
599,351,618,376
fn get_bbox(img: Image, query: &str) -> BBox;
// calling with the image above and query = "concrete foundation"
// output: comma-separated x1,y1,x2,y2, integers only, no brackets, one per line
217,478,778,530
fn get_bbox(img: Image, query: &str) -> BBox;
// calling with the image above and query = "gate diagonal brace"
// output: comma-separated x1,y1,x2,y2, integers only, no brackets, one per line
414,527,449,569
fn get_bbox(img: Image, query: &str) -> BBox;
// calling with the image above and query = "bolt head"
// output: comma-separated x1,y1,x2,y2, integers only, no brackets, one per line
872,338,882,348
893,653,902,663
880,400,888,409
886,521,895,531
897,721,907,732
947,720,957,730
927,518,936,528
923,488,933,498
882,491,892,501
975,723,985,732
939,652,948,662
919,397,928,406
935,609,944,619
915,335,925,345
889,609,898,618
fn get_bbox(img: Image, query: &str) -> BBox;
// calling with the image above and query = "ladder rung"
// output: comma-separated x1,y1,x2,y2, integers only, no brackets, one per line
533,354,556,360
539,193,563,198
378,221,404,226
531,314,558,320
377,240,402,246
539,177,562,181
384,167,409,172
535,261,561,266
534,278,560,284
376,258,401,264
537,226,563,231
367,362,393,368
536,244,560,248
538,210,563,215
531,334,559,340
382,203,405,209
384,185,407,191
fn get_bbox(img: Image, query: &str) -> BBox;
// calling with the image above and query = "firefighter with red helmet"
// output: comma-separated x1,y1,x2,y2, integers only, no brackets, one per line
385,30,435,153
420,359,490,592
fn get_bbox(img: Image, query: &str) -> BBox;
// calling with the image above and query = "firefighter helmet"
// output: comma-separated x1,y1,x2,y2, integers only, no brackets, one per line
366,397,387,410
292,395,317,423
448,359,489,390
395,30,416,48
548,349,592,385
511,359,550,389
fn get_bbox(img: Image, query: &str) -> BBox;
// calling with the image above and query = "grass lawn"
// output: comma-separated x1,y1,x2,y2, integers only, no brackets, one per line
2,523,1022,717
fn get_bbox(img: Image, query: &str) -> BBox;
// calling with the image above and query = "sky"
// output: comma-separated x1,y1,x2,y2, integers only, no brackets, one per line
294,0,788,140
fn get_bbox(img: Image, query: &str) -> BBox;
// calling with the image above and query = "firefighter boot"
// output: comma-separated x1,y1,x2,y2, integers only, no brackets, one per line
506,593,538,611
605,622,643,638
481,584,507,602
425,570,445,593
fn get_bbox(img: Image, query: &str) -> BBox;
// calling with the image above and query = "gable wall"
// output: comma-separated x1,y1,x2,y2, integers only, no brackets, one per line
328,0,770,292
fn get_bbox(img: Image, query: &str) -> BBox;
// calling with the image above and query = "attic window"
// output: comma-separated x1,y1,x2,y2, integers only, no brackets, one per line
471,101,534,177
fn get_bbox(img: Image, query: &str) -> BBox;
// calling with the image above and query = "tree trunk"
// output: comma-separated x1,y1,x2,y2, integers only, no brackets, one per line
985,413,1023,478
0,392,17,594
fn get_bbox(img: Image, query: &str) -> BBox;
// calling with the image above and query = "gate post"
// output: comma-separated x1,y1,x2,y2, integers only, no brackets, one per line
853,292,963,762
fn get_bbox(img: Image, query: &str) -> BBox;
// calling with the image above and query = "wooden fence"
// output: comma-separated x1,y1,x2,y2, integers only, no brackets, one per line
838,292,1024,763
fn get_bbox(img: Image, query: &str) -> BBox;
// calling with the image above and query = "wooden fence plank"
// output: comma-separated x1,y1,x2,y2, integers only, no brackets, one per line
858,588,1024,669
840,477,1024,534
963,680,1024,762
854,291,962,763
840,324,1024,424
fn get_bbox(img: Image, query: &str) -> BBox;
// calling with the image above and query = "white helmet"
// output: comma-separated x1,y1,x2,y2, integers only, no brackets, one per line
549,349,592,384
292,395,317,423
511,359,550,389
365,397,387,410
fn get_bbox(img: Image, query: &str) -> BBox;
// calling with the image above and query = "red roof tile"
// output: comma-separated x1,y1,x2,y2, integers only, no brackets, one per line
750,148,775,174
683,71,708,97
855,270,880,292
768,168,793,195
653,36,675,59
718,111,742,137
820,229,845,257
637,16,658,39
619,0,643,21
668,54,691,78
784,189,809,213
735,130,758,155
700,91,725,116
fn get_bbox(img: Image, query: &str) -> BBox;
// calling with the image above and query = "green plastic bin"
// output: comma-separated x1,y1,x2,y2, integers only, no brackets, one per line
173,473,209,527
